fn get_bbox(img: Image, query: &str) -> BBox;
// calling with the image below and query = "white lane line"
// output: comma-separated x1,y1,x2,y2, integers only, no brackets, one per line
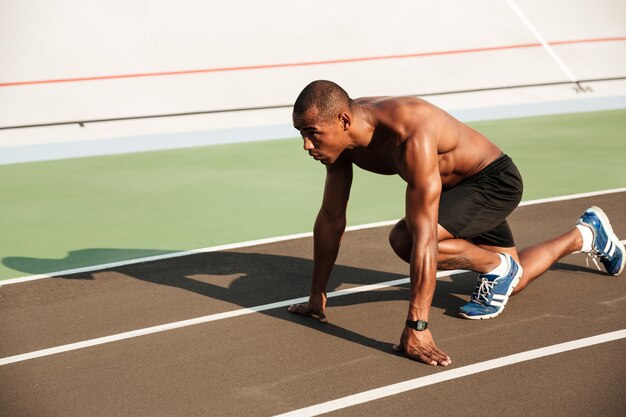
506,0,578,83
1,188,625,364
0,295,300,367
0,270,462,367
274,329,626,417
2,187,624,286
0,220,392,286
517,188,626,206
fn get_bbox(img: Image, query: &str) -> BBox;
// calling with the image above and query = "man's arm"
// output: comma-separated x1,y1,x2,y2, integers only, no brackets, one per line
288,156,353,322
394,134,451,366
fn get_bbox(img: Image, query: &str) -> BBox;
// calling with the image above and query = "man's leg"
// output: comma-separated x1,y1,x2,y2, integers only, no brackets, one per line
390,218,583,319
389,219,507,273
389,212,622,295
510,228,582,294
389,219,585,295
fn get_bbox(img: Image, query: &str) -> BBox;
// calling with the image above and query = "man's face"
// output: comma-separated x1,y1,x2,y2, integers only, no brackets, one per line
292,107,348,165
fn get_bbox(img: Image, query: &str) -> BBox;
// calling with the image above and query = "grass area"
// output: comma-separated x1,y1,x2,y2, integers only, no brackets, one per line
473,109,626,199
1,109,625,279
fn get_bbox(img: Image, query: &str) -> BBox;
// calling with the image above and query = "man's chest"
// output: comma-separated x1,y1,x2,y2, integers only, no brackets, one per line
345,147,399,176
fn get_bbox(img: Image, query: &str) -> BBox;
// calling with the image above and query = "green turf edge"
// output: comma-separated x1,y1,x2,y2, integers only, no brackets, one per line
1,109,624,279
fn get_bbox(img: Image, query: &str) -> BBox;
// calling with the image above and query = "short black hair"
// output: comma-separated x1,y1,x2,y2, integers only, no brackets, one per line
293,80,353,121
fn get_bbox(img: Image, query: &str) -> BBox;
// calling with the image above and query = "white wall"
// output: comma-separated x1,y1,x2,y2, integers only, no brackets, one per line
1,0,625,160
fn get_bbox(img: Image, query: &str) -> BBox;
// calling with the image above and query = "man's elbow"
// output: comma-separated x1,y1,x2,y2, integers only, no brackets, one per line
316,209,347,234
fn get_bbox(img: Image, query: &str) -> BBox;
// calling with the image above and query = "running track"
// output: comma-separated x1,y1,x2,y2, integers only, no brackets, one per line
0,191,624,416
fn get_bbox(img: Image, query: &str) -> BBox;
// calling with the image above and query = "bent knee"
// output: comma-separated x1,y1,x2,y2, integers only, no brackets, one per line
389,220,454,242
389,219,411,262
389,219,409,245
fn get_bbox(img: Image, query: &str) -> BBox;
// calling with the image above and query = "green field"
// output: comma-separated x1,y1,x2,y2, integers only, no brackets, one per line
1,109,625,279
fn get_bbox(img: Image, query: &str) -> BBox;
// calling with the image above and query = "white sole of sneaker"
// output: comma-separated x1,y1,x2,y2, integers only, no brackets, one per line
458,311,500,320
586,206,625,276
613,240,626,276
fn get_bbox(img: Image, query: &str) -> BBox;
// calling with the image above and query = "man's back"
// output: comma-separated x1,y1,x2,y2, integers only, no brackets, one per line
343,96,502,188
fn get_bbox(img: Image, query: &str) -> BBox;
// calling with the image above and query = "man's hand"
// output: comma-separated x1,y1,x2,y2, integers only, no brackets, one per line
393,327,451,366
287,292,328,323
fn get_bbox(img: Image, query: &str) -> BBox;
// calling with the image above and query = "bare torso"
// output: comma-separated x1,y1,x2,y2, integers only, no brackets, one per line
342,96,503,189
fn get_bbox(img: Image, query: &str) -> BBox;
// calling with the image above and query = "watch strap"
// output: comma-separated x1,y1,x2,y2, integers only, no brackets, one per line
405,319,428,331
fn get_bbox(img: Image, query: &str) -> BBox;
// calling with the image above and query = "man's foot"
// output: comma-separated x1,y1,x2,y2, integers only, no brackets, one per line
577,206,625,276
458,254,523,320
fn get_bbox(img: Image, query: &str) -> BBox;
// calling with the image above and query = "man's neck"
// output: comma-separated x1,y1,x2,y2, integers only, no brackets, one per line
348,104,377,148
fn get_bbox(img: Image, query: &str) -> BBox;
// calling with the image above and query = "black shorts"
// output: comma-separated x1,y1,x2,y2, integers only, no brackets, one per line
439,154,523,247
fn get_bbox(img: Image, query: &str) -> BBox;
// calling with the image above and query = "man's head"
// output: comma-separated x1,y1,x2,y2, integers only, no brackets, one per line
292,80,354,165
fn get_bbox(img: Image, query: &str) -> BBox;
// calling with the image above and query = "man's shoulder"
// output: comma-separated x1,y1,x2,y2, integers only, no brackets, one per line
356,95,425,109
363,97,438,124
369,97,438,140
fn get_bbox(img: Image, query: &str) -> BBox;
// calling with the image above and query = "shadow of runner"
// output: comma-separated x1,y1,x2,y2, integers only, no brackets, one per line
550,261,607,276
2,249,476,355
4,248,603,355
3,248,176,277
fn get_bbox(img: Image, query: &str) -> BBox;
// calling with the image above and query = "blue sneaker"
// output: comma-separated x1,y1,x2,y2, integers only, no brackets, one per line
459,254,523,320
577,206,625,276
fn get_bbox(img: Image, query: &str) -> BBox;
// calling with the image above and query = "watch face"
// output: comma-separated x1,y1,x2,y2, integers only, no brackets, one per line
406,320,428,331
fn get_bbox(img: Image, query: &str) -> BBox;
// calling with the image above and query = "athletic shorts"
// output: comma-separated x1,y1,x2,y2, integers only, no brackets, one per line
438,154,523,247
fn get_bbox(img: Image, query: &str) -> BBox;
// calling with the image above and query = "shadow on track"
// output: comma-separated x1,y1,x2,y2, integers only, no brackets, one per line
4,248,604,355
3,249,478,355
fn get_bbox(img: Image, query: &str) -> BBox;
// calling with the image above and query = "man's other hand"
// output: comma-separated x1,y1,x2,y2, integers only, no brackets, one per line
288,292,328,323
393,327,451,366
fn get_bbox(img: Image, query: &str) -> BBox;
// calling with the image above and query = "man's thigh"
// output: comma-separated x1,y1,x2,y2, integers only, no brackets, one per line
438,156,523,247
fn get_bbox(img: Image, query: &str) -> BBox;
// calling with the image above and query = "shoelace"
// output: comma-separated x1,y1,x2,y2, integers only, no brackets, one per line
471,276,495,304
584,247,602,271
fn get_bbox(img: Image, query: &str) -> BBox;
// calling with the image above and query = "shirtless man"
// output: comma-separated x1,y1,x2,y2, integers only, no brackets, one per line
287,80,624,366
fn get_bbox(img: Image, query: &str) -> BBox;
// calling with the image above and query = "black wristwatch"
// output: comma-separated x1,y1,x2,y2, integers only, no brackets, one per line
406,319,428,331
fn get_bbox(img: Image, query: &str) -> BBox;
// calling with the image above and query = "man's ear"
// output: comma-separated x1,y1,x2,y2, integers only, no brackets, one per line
339,112,351,130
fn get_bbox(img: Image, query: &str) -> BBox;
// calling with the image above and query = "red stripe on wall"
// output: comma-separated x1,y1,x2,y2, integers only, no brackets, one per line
1,37,624,88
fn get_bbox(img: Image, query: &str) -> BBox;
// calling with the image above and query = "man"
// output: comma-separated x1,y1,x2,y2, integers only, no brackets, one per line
287,80,624,366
